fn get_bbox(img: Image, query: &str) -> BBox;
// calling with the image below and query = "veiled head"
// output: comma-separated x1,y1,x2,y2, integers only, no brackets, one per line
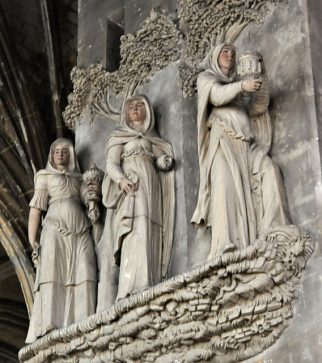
127,99,147,128
122,95,155,133
48,138,80,172
52,144,70,171
217,44,236,76
201,43,237,82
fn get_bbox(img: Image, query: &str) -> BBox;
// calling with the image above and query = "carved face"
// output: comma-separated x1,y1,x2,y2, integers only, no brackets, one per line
53,144,70,169
128,100,147,123
217,45,236,76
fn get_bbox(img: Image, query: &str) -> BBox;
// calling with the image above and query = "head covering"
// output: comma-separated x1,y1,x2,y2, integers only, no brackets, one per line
121,94,155,134
191,43,237,227
105,95,162,153
200,43,237,83
46,138,81,176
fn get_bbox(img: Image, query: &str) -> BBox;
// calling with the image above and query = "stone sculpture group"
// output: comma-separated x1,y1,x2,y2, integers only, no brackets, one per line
24,44,303,361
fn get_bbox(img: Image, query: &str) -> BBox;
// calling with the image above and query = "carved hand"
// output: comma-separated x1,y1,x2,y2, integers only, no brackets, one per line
31,242,41,268
88,202,100,223
28,207,42,251
241,79,262,93
87,181,101,193
119,178,135,195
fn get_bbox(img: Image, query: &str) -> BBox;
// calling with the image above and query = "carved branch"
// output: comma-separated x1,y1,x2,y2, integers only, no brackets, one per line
63,9,180,129
91,90,121,123
63,1,280,130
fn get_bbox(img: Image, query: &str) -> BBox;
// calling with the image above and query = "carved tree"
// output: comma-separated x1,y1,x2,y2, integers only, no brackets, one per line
63,1,279,129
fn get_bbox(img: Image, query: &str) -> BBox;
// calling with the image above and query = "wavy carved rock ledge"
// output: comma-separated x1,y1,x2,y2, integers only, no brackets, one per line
19,225,314,363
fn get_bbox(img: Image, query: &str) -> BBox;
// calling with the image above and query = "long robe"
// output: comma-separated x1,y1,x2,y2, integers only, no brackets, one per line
192,44,288,258
26,140,96,343
96,96,175,311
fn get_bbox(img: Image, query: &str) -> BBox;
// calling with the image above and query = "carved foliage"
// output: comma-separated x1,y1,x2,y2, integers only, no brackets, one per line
178,0,279,96
62,64,108,129
63,1,280,129
62,10,180,129
19,226,315,363
116,10,181,93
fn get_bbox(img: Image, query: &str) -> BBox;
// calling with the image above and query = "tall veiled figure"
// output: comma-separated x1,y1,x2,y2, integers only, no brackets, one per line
191,43,288,258
26,138,96,343
97,95,175,311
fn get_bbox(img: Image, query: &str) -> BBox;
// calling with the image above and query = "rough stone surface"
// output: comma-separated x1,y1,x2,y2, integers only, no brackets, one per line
64,9,181,130
18,226,315,363
66,1,277,129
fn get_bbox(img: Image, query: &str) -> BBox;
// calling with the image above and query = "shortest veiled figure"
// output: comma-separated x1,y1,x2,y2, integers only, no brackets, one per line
26,138,96,343
96,95,175,311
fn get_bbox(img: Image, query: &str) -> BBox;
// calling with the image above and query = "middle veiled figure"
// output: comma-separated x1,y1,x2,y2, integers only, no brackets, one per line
97,95,175,311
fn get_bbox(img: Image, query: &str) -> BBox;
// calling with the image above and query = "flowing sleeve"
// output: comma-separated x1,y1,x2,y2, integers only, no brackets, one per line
106,144,125,183
29,172,49,211
209,80,243,106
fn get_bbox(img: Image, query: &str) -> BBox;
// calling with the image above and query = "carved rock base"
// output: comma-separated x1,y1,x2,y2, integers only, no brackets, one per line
19,225,314,363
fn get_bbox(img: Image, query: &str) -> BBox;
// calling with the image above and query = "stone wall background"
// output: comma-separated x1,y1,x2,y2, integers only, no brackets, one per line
75,0,322,361
239,1,322,362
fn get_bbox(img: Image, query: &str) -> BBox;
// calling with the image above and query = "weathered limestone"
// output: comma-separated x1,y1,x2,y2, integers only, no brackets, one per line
18,0,322,362
19,226,314,363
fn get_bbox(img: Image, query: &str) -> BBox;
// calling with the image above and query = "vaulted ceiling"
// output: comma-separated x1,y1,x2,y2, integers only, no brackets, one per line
0,0,78,360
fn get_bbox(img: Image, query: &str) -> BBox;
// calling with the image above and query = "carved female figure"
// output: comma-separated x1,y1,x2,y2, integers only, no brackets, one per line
26,138,96,343
191,43,288,258
96,95,175,311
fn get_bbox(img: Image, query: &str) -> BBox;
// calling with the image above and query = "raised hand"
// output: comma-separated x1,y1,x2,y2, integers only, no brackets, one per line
241,79,262,93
